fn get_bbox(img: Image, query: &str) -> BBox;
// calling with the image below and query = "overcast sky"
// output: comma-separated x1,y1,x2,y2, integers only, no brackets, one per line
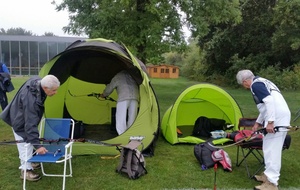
0,0,190,40
0,0,82,37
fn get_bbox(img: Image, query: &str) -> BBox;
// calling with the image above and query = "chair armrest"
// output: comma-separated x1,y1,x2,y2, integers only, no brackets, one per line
65,142,73,148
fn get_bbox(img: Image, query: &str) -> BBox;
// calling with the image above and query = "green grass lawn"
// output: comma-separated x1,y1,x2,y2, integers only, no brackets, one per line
1,77,300,190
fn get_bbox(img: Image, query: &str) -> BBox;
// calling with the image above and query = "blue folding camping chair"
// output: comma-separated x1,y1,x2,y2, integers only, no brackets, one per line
23,118,75,190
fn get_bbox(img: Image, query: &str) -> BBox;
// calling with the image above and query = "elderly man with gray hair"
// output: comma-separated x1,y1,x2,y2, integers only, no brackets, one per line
236,70,290,190
0,75,60,182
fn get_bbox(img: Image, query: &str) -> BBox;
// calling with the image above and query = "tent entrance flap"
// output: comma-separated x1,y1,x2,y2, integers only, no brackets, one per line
65,76,117,125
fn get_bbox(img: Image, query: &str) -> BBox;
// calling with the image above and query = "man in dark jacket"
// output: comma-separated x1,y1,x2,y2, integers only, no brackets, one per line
0,75,60,181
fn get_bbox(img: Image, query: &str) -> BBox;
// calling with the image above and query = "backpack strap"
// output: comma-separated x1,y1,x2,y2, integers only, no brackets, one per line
133,149,147,174
126,141,148,179
203,141,217,152
116,148,127,172
126,149,135,178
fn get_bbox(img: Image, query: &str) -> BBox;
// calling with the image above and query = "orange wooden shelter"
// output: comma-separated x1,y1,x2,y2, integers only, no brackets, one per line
146,64,179,78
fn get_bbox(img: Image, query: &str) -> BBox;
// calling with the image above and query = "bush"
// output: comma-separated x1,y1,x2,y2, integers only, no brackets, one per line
211,63,300,90
180,46,208,82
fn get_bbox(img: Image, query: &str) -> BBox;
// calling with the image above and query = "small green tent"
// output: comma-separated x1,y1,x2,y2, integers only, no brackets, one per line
161,83,243,145
39,38,160,155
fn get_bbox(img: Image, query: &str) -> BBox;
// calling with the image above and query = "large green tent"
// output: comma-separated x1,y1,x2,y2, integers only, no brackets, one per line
161,83,243,145
39,38,160,156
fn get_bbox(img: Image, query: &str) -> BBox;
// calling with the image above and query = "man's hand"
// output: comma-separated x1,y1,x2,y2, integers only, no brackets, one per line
266,123,275,133
252,122,260,131
36,147,48,155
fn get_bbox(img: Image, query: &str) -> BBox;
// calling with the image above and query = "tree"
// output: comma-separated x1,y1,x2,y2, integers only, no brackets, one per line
198,0,278,74
53,0,242,64
272,0,300,65
180,0,242,39
163,51,184,66
54,0,184,63
0,27,34,35
43,32,56,36
180,40,208,81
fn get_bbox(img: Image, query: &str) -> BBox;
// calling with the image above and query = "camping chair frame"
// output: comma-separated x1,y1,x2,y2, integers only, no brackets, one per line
236,141,264,178
236,118,292,179
23,118,75,190
236,118,264,178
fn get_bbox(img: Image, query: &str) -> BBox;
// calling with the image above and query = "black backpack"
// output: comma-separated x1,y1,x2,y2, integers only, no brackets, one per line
192,116,225,138
73,121,85,139
116,140,147,179
194,141,219,170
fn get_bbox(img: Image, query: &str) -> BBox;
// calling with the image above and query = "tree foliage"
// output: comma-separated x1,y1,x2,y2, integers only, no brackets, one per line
0,27,34,35
180,0,242,38
54,0,242,64
54,0,183,63
43,32,56,36
198,0,277,75
195,0,300,81
272,0,300,63
180,40,208,82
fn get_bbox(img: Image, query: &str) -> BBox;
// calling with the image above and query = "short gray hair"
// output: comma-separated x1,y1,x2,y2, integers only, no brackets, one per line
236,70,254,84
41,75,60,89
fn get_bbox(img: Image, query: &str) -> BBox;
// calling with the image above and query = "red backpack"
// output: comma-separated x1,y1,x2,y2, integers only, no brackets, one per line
211,149,232,172
230,130,263,147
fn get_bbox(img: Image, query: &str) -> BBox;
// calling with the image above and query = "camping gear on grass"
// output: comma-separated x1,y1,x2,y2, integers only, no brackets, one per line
194,141,232,171
39,38,160,156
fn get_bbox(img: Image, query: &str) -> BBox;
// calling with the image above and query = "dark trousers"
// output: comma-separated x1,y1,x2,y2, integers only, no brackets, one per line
0,90,8,110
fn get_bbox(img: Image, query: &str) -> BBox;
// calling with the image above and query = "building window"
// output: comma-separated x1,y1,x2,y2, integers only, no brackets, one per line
161,68,164,73
0,35,82,75
166,68,169,73
154,68,157,73
173,68,177,73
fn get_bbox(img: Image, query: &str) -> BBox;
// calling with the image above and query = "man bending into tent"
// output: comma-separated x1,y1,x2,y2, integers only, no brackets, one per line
0,75,60,181
101,70,139,135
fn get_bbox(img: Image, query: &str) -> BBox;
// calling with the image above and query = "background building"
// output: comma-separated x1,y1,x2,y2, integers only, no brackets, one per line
0,35,86,75
146,64,179,78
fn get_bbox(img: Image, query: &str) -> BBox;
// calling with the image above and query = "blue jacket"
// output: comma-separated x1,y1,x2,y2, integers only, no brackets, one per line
0,62,9,73
0,62,14,92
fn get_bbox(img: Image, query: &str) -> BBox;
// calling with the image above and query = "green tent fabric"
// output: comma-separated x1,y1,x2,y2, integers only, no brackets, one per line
161,83,243,145
39,38,160,156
